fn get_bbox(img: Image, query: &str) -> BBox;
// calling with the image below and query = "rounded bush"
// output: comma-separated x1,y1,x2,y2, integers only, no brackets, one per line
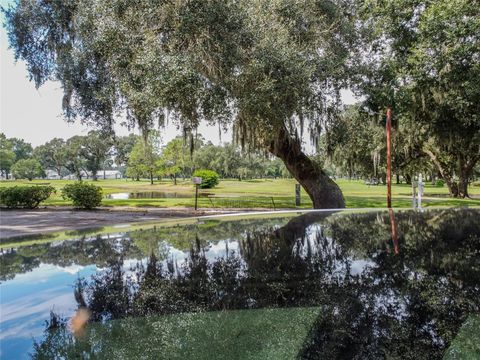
62,182,103,209
0,185,55,209
435,179,445,187
193,169,220,189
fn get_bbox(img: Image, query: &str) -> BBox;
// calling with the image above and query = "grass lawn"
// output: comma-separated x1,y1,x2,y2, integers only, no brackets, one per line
444,315,480,359
0,178,479,209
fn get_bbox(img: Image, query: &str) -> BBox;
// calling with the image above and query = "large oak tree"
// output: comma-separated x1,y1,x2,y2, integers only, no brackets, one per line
4,0,362,208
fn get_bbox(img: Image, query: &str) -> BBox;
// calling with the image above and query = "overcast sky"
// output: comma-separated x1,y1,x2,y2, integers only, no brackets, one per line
0,2,358,148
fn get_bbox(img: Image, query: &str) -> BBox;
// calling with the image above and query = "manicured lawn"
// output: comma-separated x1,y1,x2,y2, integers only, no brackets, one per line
444,315,480,359
1,178,479,209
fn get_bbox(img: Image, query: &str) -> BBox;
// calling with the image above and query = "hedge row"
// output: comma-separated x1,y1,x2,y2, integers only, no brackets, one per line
0,186,55,209
0,182,103,209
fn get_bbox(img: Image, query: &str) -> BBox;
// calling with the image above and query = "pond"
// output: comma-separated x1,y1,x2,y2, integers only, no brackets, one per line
106,192,213,199
1,209,479,359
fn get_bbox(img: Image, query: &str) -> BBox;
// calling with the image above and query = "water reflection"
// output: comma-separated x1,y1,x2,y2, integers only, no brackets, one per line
1,209,479,359
106,192,213,199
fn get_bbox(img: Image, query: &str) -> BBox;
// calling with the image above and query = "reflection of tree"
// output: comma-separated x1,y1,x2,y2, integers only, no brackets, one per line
0,234,144,281
25,209,480,358
0,247,43,281
1,217,291,281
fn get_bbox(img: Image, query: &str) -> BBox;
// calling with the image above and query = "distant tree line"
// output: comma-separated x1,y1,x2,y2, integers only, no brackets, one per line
125,133,291,185
2,125,478,194
0,131,290,183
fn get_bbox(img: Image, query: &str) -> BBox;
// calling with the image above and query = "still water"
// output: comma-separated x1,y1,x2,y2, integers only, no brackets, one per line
1,209,479,359
106,192,212,199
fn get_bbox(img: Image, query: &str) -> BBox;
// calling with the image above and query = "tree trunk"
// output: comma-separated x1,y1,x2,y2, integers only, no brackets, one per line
457,158,477,198
424,149,460,197
268,128,345,209
458,174,469,198
150,171,154,185
404,174,412,185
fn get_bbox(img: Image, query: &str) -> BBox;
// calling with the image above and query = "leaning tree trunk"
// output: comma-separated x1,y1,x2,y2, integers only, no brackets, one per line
269,128,345,209
424,149,459,197
457,158,478,198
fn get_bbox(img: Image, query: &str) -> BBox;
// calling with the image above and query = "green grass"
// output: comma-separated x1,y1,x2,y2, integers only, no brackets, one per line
444,315,480,359
1,178,479,209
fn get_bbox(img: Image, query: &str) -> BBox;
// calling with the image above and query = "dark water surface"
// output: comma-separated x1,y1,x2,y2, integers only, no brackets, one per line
1,209,479,359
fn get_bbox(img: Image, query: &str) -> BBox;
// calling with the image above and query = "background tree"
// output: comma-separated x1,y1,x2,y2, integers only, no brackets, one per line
193,144,225,177
11,158,44,180
9,137,33,161
157,138,187,185
114,134,140,174
33,138,67,178
360,0,480,197
126,134,160,184
64,136,87,180
79,131,114,181
0,134,16,179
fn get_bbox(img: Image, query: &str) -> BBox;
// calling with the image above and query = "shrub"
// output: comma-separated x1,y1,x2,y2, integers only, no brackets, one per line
193,169,220,189
435,179,445,187
62,182,103,209
0,185,55,208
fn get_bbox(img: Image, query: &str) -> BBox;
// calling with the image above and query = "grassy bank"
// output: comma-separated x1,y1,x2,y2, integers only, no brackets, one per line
0,178,479,209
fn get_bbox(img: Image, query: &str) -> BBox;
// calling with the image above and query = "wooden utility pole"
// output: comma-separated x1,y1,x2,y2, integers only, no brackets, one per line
386,108,392,208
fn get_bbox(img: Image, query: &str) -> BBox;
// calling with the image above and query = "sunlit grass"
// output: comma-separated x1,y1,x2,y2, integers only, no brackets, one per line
1,178,479,209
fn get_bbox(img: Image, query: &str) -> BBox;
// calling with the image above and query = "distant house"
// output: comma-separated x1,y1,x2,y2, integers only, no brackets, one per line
44,170,62,180
101,170,123,179
64,170,123,180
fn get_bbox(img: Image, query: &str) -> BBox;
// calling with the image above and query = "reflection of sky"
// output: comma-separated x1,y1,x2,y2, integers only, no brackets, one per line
0,224,371,360
0,238,244,358
159,240,241,274
0,263,96,360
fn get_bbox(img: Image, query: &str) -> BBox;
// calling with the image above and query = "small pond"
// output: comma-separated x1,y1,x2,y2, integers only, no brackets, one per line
106,191,213,199
1,209,479,359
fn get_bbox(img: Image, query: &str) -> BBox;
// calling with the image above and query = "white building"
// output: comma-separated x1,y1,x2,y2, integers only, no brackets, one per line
64,170,123,180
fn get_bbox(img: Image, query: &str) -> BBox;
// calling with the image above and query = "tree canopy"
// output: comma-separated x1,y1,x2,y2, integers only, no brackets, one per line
358,0,480,197
4,0,361,207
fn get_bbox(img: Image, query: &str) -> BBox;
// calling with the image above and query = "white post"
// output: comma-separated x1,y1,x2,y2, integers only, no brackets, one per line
412,180,417,209
418,173,424,209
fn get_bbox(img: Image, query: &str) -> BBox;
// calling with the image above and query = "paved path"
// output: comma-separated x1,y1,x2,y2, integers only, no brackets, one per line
0,207,242,239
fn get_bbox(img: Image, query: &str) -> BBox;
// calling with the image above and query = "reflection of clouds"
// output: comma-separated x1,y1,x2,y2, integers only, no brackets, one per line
159,241,241,274
1,314,45,340
56,264,85,275
205,241,239,260
350,260,373,275
6,263,86,284
1,291,74,340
